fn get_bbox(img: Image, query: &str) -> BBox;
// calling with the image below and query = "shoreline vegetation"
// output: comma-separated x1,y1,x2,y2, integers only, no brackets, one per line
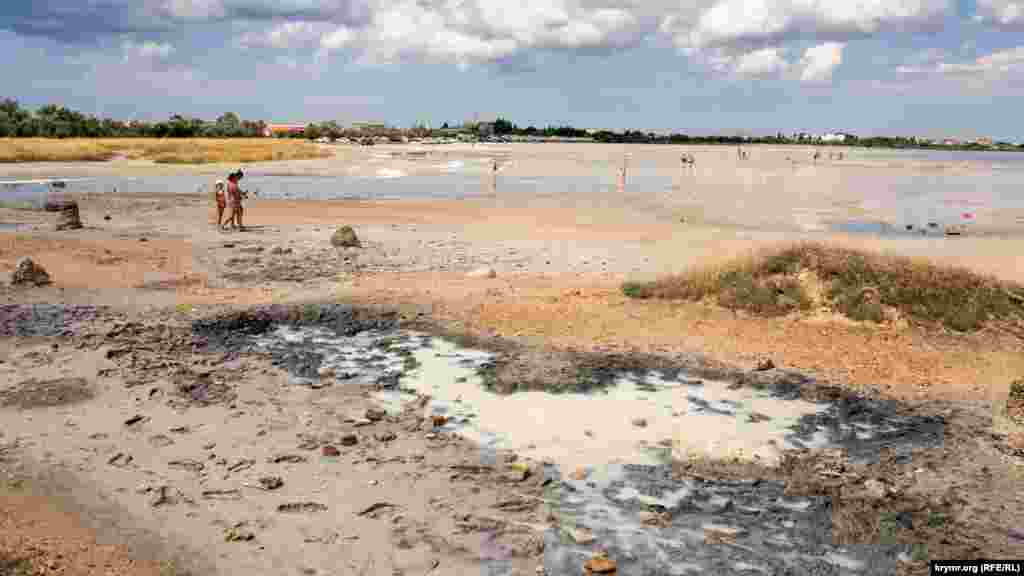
0,138,331,164
622,242,1024,333
0,99,1020,157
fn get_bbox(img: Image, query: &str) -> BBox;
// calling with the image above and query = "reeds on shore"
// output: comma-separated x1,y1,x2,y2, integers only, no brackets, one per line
0,138,332,164
622,241,1024,332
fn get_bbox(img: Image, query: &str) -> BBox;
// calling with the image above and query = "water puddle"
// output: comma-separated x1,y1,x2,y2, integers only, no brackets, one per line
242,320,940,575
829,219,966,238
253,326,939,467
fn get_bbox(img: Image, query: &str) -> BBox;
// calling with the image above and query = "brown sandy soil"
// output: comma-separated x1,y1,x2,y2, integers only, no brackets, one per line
2,183,1024,573
3,194,1023,402
0,482,165,576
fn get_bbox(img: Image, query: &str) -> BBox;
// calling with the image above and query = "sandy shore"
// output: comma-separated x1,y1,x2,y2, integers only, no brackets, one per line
2,146,1024,574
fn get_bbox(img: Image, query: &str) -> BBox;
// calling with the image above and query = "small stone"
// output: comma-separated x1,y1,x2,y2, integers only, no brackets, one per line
583,555,616,574
11,257,52,286
322,445,341,457
224,527,255,542
330,226,361,248
431,415,449,428
755,358,775,371
631,417,647,428
467,266,497,279
123,414,147,427
365,407,387,421
258,476,284,490
567,526,595,545
703,524,747,541
317,366,336,379
375,432,397,443
340,434,358,446
277,502,327,514
864,478,889,499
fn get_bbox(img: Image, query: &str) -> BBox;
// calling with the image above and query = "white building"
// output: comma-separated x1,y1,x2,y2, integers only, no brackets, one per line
821,133,848,143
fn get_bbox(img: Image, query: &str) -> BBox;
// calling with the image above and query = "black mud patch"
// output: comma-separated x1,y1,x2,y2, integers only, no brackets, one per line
191,303,398,351
1,377,93,409
543,463,905,576
0,305,109,338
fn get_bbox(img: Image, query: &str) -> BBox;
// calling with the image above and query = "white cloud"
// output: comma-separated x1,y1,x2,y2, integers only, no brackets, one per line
319,26,354,51
662,0,948,53
122,40,176,61
974,0,1024,27
240,20,326,49
895,45,1024,90
339,1,646,68
799,41,844,83
159,0,227,20
734,47,789,77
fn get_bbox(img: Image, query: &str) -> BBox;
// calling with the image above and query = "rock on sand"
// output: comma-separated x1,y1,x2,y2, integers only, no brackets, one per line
467,266,497,279
11,257,52,286
330,226,361,248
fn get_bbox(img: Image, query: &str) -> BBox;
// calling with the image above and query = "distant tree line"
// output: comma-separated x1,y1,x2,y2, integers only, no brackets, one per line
0,99,266,138
3,99,1021,151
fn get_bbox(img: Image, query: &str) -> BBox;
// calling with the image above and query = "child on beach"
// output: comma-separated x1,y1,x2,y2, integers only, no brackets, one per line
214,180,226,228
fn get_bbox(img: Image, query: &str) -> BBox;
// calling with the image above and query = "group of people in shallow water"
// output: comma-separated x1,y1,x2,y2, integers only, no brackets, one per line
214,169,247,231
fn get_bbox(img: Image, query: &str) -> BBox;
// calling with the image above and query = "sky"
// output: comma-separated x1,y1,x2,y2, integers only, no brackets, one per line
2,0,1024,140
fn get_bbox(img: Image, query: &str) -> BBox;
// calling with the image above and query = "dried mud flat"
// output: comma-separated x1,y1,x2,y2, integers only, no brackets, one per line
2,302,1022,575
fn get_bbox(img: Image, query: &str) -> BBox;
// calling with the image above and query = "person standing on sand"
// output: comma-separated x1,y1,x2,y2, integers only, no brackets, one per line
225,170,245,231
213,180,226,228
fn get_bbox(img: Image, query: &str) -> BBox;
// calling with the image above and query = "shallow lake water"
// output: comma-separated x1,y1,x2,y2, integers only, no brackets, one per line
3,146,1022,236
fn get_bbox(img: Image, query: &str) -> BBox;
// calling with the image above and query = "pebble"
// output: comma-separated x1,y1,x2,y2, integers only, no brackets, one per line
322,445,341,457
631,417,647,428
340,434,358,446
583,555,616,574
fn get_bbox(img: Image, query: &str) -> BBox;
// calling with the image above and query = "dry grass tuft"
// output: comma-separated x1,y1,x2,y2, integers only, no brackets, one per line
623,241,1024,332
0,138,331,164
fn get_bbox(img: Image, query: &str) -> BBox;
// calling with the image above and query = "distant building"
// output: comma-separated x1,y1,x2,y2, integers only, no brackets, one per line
264,123,306,137
821,133,847,143
974,137,993,146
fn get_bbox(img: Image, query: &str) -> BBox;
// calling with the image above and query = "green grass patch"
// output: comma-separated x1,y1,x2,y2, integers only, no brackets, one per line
0,555,36,576
1010,380,1024,402
621,242,1024,332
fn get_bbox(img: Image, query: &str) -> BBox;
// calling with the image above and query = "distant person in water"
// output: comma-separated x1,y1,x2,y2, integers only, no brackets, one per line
214,180,226,228
225,170,245,231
